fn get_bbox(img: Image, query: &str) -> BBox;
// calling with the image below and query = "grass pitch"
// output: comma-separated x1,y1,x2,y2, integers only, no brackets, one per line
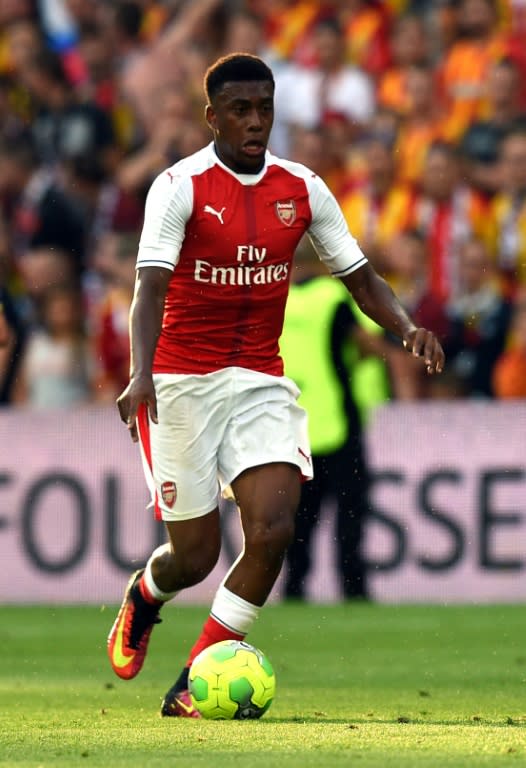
0,602,525,767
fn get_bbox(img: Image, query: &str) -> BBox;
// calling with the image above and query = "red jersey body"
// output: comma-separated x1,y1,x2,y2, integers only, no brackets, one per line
137,143,366,375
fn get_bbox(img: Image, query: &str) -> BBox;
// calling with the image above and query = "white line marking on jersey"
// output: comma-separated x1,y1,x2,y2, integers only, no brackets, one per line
203,204,226,224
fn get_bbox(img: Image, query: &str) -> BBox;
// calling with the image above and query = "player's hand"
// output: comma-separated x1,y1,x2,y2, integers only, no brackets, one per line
116,375,158,442
402,328,445,375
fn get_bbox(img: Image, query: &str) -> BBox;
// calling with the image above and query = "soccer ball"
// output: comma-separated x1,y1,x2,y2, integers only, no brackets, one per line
188,640,276,720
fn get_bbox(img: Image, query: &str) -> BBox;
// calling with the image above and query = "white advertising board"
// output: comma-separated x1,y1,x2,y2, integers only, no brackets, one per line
0,403,524,603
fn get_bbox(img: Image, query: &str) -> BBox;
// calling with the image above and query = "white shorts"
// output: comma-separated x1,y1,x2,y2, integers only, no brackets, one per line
137,367,312,522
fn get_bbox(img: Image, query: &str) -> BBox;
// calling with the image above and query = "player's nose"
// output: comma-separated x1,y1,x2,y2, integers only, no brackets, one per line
247,108,263,130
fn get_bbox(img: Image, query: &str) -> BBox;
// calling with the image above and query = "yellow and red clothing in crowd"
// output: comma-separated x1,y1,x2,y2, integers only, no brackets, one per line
493,346,526,396
262,0,393,76
485,192,526,296
340,181,414,258
438,32,526,142
410,188,489,302
377,67,409,114
395,118,447,189
340,2,391,79
262,0,324,66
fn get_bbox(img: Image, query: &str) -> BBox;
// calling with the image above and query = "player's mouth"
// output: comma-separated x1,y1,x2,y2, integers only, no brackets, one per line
242,140,266,157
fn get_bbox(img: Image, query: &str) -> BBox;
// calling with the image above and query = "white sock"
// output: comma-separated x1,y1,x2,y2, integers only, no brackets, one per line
210,585,260,634
143,543,179,602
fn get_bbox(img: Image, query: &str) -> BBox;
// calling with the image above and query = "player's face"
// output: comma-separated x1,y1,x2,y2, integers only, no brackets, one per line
206,80,274,174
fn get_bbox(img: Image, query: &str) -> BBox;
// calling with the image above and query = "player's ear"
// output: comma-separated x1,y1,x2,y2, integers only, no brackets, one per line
205,104,217,132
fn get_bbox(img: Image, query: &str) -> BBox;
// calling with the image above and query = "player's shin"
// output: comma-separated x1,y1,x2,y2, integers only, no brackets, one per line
140,542,179,604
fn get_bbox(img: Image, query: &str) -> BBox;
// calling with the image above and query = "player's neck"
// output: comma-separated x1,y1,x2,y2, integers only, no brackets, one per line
212,143,266,176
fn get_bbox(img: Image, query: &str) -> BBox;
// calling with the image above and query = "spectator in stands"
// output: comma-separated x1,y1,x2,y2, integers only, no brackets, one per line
461,57,526,196
76,21,119,113
319,113,358,201
444,237,511,396
0,73,28,141
377,13,429,115
339,0,391,81
438,0,525,141
0,0,525,404
12,282,92,408
384,228,450,398
486,128,526,296
119,0,223,135
260,0,327,67
340,135,413,274
220,8,267,60
394,64,445,189
273,16,375,157
0,135,86,268
1,15,44,78
410,140,488,304
62,0,102,31
116,84,193,196
492,291,526,397
386,228,450,341
15,245,78,325
102,1,146,77
18,48,118,173
91,230,137,402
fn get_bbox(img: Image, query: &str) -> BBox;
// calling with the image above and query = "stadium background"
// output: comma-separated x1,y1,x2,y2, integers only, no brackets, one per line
1,0,526,605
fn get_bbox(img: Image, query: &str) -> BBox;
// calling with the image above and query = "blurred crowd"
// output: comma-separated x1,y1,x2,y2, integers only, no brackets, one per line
1,0,526,409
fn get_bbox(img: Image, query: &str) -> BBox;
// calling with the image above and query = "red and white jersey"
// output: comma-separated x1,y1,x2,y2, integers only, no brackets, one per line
137,142,367,375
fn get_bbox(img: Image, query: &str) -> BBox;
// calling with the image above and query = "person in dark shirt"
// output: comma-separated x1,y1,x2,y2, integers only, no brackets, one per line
0,136,86,268
18,49,117,173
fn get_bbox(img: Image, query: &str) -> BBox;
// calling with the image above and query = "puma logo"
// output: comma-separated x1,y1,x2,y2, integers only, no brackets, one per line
166,171,178,184
203,204,226,224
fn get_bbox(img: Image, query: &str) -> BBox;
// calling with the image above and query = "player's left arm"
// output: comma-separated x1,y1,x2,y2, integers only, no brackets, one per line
306,173,444,375
340,262,444,375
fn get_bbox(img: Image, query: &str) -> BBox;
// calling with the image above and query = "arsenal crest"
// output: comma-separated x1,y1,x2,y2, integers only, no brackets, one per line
275,200,296,226
160,481,177,508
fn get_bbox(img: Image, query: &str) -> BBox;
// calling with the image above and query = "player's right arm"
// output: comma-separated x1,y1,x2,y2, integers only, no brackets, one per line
117,266,172,442
117,164,192,441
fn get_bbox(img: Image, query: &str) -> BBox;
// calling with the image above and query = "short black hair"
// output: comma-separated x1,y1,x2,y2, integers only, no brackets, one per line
204,53,274,104
29,49,69,87
114,1,143,39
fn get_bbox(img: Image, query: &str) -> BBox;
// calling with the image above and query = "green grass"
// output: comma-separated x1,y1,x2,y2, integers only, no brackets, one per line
1,603,525,767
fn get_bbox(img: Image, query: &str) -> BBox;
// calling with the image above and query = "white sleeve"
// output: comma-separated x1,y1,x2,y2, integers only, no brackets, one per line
136,170,193,271
307,175,368,277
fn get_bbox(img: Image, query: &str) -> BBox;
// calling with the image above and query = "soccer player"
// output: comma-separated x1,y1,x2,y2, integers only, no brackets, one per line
107,53,445,717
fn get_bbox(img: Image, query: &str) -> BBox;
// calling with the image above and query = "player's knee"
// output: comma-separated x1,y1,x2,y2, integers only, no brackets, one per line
245,516,295,557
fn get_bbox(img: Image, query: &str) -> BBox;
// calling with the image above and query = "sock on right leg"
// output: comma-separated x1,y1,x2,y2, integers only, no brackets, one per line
184,586,260,668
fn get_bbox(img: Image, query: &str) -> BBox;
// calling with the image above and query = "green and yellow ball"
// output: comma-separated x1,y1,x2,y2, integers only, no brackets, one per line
189,639,276,719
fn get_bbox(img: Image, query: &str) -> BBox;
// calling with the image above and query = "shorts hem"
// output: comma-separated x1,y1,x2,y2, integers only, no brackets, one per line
221,455,313,489
159,503,218,523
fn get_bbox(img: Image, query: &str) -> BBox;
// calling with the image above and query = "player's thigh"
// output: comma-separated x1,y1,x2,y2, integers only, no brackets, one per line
231,462,301,546
164,510,221,570
218,372,312,494
142,374,226,520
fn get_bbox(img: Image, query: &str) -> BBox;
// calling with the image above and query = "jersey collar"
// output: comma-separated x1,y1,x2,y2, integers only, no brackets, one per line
209,142,269,186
